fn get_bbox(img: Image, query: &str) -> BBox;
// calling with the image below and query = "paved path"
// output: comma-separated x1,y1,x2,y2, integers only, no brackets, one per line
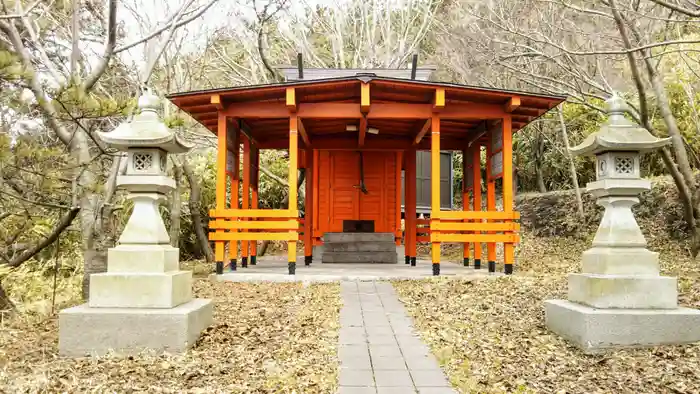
338,281,457,394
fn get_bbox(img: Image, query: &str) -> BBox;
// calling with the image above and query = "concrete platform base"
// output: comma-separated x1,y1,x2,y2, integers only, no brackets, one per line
58,298,213,357
544,299,700,354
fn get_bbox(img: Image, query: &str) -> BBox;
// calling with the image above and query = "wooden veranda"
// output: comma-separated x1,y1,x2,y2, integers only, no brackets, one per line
167,74,565,275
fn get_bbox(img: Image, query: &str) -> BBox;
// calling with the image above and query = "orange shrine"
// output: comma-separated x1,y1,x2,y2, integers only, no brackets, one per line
167,71,564,275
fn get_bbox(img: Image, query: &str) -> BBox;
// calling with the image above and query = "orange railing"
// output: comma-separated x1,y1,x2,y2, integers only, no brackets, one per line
430,211,520,243
415,211,520,244
209,209,300,241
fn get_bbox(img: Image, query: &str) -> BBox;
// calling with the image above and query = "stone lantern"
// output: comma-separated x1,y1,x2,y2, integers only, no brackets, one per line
58,88,213,357
545,95,700,353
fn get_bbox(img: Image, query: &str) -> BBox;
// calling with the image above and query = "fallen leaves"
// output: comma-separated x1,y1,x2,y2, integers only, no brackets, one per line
0,280,341,393
393,232,700,394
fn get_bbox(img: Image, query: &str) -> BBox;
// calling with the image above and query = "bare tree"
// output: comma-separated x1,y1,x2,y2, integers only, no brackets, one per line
0,0,221,298
441,0,700,253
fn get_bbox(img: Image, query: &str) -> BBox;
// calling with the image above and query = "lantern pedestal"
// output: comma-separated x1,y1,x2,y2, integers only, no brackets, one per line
545,300,700,354
58,299,212,357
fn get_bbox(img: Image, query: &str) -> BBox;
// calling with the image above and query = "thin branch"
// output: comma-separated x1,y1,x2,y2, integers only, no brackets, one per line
649,0,700,17
82,0,117,93
0,0,41,20
7,207,80,268
114,0,219,54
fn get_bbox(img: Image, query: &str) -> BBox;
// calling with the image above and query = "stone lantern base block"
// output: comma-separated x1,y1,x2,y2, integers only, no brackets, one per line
581,247,659,275
545,299,700,354
568,273,678,309
89,271,193,308
58,298,213,357
107,244,180,273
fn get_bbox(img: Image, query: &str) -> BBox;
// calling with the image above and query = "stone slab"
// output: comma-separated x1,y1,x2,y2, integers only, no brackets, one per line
107,245,179,273
324,242,397,253
581,247,659,275
323,251,398,264
59,298,213,357
89,271,192,308
544,299,700,354
568,273,677,309
324,232,395,243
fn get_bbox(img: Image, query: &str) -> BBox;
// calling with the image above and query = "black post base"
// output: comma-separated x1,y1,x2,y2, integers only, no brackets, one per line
288,262,296,275
229,259,237,271
241,257,248,268
305,256,313,266
505,264,513,275
488,261,496,273
432,263,440,276
215,261,223,275
463,257,470,267
405,255,410,265
250,256,257,265
410,257,416,266
474,259,481,269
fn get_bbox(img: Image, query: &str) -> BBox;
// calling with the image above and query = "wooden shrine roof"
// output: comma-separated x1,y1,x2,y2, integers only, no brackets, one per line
166,75,566,149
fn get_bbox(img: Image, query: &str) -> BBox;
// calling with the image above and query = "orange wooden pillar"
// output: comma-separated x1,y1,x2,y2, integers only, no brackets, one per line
312,149,319,245
430,115,441,275
227,121,240,271
405,149,417,266
502,116,515,274
249,145,259,265
288,115,299,274
486,134,497,273
472,147,483,269
395,151,403,246
462,148,471,266
304,146,314,265
240,136,251,268
214,113,227,274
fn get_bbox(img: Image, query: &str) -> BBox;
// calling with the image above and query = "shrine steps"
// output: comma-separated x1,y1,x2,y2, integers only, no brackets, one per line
321,232,398,264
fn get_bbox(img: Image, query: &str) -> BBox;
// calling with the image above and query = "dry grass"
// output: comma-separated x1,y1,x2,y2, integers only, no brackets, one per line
393,231,700,394
0,280,341,393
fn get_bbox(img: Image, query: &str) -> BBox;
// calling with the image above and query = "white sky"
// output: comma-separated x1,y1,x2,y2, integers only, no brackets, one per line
116,0,338,71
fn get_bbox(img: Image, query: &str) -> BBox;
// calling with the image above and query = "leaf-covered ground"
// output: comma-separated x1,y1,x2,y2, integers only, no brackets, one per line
394,232,700,394
0,280,341,393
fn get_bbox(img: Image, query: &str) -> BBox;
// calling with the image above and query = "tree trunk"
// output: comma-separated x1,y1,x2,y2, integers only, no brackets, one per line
533,131,547,193
170,162,183,248
558,105,585,219
72,131,108,301
181,158,213,263
0,281,14,317
258,169,306,256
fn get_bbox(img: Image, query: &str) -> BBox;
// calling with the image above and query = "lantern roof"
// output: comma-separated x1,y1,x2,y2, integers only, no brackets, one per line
570,94,670,156
97,88,193,153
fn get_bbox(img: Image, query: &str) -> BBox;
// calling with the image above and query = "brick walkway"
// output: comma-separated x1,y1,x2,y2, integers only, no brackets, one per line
338,281,457,394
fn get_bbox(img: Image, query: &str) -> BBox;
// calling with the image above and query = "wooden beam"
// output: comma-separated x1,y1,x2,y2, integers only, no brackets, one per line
239,119,260,146
434,88,445,112
224,102,288,118
224,102,504,120
467,121,487,147
505,96,520,113
299,103,362,118
439,103,505,119
256,135,468,151
297,118,311,147
286,87,297,112
358,116,367,147
361,82,370,113
211,94,223,110
412,119,431,146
